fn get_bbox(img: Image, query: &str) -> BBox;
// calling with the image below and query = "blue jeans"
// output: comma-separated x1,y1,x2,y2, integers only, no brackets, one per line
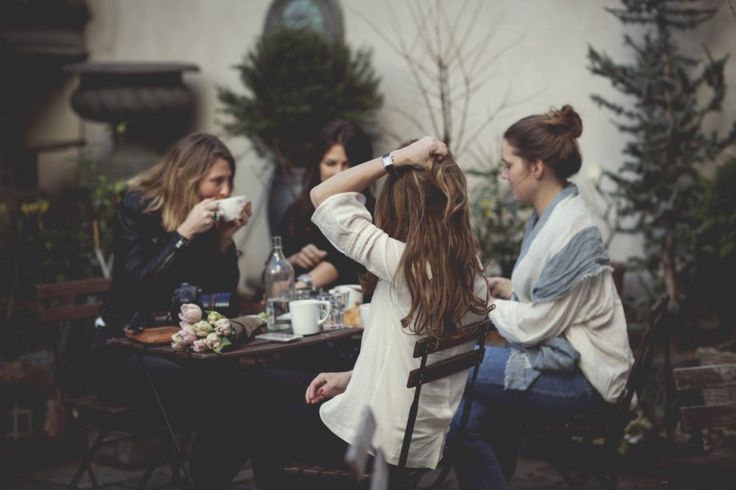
449,346,607,490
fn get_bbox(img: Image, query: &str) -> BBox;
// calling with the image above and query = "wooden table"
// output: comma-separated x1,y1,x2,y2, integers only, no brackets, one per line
107,326,362,487
108,326,361,360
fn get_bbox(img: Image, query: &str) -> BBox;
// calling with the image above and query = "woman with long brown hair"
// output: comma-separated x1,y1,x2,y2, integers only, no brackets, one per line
240,137,490,489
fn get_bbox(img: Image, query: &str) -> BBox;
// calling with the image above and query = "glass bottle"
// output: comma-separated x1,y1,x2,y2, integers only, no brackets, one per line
264,236,295,331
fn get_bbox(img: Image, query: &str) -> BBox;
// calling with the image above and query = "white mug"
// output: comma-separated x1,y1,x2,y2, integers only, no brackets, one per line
359,303,371,327
331,284,363,308
289,299,331,335
217,195,248,222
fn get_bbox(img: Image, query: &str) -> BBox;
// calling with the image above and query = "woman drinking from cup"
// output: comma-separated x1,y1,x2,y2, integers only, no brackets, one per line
89,132,251,483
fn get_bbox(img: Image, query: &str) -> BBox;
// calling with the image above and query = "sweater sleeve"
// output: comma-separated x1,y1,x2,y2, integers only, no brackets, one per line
311,192,405,283
490,272,615,346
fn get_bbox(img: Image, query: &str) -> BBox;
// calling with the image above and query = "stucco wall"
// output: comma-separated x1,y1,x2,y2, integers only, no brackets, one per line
28,0,736,297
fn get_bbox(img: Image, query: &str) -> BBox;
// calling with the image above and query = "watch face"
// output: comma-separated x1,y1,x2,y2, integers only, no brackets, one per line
264,0,344,42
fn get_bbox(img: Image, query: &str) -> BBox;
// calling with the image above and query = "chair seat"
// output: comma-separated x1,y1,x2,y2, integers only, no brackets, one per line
284,462,363,480
67,394,135,416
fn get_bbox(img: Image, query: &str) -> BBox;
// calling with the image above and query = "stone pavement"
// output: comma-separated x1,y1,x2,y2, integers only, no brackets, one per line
7,454,676,489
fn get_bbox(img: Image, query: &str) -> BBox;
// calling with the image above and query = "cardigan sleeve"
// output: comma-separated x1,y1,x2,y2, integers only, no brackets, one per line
311,192,405,283
490,272,616,346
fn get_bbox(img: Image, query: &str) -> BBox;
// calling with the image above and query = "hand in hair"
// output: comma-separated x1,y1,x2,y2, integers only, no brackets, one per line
288,243,327,269
488,277,512,300
177,198,220,239
394,136,448,171
305,371,352,405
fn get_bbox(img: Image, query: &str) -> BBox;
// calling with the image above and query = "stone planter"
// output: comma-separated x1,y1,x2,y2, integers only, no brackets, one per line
64,62,199,179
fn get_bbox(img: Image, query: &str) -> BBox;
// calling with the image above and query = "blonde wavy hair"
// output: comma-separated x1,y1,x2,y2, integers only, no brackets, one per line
363,149,490,340
127,133,235,231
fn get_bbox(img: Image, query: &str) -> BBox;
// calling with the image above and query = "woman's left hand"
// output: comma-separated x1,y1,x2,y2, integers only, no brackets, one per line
217,201,252,251
305,371,352,405
394,136,448,170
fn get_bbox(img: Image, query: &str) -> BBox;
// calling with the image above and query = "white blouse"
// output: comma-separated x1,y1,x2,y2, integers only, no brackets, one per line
491,271,633,403
312,192,486,469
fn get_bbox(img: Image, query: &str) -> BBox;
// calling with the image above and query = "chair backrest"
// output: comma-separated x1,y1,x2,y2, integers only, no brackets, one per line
399,315,494,468
616,294,669,413
36,277,111,397
36,277,111,324
673,363,736,430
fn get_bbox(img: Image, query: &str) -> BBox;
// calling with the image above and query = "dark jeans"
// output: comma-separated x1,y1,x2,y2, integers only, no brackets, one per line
448,346,609,490
88,330,240,488
191,368,348,490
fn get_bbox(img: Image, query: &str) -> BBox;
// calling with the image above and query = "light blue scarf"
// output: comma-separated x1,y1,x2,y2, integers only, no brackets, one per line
505,184,610,390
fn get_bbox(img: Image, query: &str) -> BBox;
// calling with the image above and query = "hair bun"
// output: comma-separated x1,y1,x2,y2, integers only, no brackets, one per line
546,104,583,139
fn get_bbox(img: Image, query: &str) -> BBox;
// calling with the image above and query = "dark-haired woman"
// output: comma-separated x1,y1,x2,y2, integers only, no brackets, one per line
450,106,634,490
278,120,375,290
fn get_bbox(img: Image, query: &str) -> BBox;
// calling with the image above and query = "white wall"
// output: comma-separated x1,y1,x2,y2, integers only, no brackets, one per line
30,0,736,296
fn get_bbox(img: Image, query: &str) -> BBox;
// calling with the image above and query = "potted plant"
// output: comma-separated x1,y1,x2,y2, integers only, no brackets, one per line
217,28,383,231
588,0,736,336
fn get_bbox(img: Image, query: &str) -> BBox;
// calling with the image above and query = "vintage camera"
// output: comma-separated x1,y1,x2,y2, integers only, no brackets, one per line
171,282,236,319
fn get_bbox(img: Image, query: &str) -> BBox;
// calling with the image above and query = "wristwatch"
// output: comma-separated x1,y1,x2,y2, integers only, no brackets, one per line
174,233,191,249
382,152,397,176
297,273,313,289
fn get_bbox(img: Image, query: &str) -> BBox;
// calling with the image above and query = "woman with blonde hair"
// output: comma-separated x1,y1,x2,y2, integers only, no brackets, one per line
89,132,251,482
235,137,491,489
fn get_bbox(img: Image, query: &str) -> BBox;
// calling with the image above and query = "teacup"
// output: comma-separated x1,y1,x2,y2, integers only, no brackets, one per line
331,284,363,308
289,299,331,335
217,195,248,222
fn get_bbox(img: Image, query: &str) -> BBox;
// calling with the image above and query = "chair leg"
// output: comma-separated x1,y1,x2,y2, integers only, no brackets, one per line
430,461,453,490
68,427,107,490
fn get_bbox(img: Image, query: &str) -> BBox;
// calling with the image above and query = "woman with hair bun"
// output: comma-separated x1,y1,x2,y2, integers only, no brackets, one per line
450,105,634,490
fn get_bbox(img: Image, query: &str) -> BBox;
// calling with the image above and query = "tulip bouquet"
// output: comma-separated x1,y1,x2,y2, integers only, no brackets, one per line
171,303,235,353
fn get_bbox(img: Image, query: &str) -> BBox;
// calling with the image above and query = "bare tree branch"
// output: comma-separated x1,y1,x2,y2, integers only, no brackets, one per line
351,0,524,158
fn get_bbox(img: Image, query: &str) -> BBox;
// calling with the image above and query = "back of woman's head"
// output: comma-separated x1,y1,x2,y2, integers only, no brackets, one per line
503,104,583,181
371,149,489,339
129,132,235,231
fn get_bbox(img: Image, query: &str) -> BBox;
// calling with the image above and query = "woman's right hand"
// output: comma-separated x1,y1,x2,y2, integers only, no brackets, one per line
394,136,448,170
288,243,327,269
488,277,513,299
176,198,219,239
305,371,352,405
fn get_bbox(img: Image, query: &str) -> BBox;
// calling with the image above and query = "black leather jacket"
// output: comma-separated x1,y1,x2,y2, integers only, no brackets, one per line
102,191,239,335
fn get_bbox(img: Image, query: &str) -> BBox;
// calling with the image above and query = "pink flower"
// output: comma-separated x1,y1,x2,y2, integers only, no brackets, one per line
179,303,202,324
180,322,196,335
192,339,209,353
180,329,197,344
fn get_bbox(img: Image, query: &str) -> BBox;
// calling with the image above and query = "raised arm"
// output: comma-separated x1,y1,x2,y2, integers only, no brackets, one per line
309,137,448,208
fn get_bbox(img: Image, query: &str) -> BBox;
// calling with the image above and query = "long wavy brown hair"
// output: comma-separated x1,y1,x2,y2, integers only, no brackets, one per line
127,133,235,231
363,149,490,339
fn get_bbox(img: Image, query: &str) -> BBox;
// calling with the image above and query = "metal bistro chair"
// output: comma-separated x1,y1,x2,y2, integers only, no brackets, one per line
36,277,169,489
523,294,671,490
284,316,494,490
